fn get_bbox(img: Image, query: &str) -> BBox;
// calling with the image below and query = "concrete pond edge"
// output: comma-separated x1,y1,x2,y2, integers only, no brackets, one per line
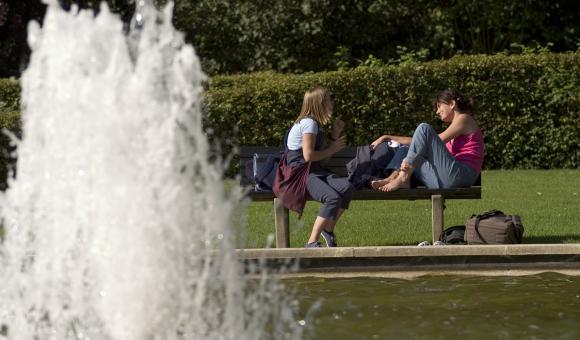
237,244,580,278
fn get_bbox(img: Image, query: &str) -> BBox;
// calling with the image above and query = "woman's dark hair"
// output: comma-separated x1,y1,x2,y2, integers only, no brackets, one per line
432,89,475,113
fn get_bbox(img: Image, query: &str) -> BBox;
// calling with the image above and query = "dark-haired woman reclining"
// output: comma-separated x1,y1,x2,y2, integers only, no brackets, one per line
370,89,484,191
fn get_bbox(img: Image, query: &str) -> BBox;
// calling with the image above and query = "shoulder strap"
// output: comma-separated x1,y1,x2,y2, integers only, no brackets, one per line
511,215,524,243
471,209,504,219
283,128,291,153
474,216,488,244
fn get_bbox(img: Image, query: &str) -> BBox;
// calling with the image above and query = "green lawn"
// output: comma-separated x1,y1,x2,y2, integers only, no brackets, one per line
237,170,580,248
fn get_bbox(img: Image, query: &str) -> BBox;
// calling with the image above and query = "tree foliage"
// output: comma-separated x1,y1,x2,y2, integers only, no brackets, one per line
1,0,579,77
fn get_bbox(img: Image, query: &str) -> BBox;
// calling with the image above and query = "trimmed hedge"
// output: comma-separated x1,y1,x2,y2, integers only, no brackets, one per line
1,53,579,188
0,78,21,191
204,53,580,172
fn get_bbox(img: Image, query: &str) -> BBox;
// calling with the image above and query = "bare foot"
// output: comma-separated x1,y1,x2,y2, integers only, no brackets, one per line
399,159,412,173
370,180,385,190
381,171,411,192
370,171,399,190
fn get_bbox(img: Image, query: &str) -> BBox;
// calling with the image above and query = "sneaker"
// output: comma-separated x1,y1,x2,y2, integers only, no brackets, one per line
305,242,322,248
433,241,445,246
417,241,430,247
320,230,337,247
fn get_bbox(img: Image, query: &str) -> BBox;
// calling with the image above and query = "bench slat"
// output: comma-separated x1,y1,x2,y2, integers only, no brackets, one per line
245,187,481,201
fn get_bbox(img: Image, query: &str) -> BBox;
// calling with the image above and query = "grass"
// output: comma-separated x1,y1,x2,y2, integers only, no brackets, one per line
237,169,580,248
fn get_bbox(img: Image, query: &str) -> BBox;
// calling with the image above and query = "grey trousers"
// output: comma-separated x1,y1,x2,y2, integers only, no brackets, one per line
307,172,355,219
404,123,478,189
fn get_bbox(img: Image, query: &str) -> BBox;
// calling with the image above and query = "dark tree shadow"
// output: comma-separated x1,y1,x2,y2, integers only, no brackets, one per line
522,235,580,244
378,235,580,247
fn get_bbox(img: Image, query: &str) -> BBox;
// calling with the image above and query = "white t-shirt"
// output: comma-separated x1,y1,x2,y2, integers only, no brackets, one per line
287,118,319,150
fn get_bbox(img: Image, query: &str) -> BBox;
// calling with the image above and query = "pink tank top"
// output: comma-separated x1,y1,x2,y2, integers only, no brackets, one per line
446,129,484,174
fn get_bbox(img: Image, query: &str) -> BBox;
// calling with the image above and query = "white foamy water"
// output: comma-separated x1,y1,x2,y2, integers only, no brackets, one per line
0,2,300,339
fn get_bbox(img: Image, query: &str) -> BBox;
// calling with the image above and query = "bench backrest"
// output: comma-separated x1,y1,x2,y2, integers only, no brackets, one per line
239,146,358,186
239,146,481,187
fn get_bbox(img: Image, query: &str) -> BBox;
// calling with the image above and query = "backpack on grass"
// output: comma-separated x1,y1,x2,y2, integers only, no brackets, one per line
439,225,467,245
464,210,524,244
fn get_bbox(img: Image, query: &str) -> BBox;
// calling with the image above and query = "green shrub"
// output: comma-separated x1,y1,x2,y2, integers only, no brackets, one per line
204,53,580,171
1,53,579,189
0,78,21,191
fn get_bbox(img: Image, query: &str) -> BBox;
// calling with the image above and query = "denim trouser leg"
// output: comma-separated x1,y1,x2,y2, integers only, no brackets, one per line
385,146,408,171
307,173,355,219
404,123,478,189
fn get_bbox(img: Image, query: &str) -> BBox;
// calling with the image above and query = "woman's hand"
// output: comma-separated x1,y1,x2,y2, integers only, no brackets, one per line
329,135,347,153
370,135,388,150
331,116,345,139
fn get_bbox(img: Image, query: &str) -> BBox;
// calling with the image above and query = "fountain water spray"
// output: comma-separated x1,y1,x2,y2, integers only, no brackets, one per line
0,1,300,339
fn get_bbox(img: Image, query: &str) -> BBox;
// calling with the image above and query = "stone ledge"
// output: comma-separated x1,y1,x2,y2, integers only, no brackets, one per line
238,244,580,259
237,244,580,277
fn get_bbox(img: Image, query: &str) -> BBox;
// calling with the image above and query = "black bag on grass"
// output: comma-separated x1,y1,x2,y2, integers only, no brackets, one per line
439,225,467,245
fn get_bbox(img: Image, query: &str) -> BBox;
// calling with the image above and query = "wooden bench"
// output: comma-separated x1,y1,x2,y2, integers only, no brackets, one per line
240,146,481,248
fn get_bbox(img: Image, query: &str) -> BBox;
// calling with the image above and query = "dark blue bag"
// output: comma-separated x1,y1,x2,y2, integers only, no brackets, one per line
252,153,281,192
439,225,467,245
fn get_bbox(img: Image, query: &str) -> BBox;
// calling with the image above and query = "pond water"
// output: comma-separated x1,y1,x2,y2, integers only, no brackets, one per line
286,273,580,339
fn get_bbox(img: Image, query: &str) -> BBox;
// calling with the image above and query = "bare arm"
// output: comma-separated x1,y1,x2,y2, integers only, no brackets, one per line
438,113,475,143
372,114,477,149
370,134,412,150
302,133,346,162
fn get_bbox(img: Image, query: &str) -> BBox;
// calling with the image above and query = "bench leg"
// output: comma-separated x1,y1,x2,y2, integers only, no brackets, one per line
431,195,444,243
274,198,290,248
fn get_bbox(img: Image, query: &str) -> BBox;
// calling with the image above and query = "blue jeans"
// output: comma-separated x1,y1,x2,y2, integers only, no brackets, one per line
404,123,478,189
307,172,355,219
386,146,408,171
